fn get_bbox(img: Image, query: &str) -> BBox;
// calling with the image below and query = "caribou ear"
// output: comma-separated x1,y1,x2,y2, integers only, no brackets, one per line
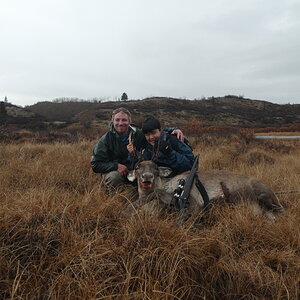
127,170,136,182
158,167,173,178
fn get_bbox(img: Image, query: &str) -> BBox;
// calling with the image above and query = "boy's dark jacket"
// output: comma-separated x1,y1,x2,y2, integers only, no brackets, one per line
128,130,194,175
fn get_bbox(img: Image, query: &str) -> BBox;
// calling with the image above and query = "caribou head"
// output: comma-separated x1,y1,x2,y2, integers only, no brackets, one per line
128,160,172,193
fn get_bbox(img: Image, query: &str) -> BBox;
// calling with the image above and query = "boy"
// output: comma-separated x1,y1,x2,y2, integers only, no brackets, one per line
127,116,194,175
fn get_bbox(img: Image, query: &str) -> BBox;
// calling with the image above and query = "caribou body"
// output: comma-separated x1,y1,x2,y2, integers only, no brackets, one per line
125,160,284,220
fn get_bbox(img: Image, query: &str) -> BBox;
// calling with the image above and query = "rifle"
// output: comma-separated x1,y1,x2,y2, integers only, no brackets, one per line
171,155,199,210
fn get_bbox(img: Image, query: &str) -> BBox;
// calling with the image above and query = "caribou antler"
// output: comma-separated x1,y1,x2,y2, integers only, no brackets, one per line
151,140,161,161
151,131,167,161
128,132,144,162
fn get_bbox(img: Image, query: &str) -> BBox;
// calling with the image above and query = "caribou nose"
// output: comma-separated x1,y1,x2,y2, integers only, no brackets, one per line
142,172,154,180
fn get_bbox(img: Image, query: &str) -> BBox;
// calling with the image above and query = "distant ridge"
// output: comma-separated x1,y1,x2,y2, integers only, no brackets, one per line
24,96,300,127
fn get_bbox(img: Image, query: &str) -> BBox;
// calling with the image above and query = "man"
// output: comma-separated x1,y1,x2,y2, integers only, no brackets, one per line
91,108,184,192
127,116,194,176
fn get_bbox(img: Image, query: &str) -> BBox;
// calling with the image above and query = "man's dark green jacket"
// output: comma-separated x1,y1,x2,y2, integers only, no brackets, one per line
91,123,145,174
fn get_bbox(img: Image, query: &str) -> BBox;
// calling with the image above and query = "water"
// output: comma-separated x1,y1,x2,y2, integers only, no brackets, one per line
254,135,300,139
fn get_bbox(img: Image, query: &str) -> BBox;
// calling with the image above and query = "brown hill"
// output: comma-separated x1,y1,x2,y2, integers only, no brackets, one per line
1,102,46,129
12,96,300,128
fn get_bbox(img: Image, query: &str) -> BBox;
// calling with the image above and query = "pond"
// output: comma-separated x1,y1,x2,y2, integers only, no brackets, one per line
254,136,300,139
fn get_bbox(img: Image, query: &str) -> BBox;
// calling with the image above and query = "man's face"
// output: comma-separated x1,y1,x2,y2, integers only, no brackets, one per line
145,129,161,145
113,112,130,135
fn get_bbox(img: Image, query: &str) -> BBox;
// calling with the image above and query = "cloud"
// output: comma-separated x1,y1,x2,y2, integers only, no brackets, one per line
1,0,300,106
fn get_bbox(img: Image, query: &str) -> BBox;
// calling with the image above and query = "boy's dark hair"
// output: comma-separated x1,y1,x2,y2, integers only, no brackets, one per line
142,116,161,134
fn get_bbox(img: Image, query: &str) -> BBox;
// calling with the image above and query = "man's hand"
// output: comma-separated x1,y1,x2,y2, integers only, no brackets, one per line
117,164,128,176
127,141,135,155
172,129,184,141
127,132,136,155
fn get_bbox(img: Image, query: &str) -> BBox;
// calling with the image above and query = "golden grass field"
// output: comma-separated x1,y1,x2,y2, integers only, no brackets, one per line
0,134,299,299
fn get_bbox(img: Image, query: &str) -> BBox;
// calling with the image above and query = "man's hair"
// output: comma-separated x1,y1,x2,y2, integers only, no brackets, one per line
111,107,131,122
142,116,161,134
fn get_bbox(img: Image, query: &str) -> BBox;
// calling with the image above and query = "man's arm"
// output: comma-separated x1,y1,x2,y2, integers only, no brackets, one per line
164,128,184,141
126,137,139,169
171,129,184,141
91,136,118,173
158,138,194,174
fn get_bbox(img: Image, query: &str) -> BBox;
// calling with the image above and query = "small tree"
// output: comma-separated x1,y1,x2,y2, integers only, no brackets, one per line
121,92,128,101
4,96,8,103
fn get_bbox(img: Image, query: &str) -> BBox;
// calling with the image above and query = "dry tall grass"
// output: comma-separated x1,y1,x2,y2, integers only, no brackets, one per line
0,136,299,299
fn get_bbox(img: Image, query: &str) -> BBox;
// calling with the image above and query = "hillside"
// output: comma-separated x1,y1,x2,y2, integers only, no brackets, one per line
26,101,98,122
0,102,46,129
25,96,300,127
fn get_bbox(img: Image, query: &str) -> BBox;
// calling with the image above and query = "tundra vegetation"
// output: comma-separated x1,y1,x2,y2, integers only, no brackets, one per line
0,129,299,299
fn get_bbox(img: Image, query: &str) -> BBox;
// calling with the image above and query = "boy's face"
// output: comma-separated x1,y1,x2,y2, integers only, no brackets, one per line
145,128,162,145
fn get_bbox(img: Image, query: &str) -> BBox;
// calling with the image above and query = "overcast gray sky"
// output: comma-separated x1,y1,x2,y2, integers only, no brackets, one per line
1,0,300,106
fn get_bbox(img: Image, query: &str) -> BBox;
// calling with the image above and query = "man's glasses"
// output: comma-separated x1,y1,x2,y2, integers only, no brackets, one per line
112,107,130,115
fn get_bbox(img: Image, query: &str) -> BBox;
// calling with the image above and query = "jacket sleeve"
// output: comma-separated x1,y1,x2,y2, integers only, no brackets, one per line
127,150,138,167
164,128,176,134
159,140,194,174
91,135,118,173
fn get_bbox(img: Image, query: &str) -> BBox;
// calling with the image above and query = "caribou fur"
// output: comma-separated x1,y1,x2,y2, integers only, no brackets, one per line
125,160,284,221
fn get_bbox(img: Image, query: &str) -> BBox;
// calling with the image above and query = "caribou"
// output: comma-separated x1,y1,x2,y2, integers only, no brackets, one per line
125,160,284,221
